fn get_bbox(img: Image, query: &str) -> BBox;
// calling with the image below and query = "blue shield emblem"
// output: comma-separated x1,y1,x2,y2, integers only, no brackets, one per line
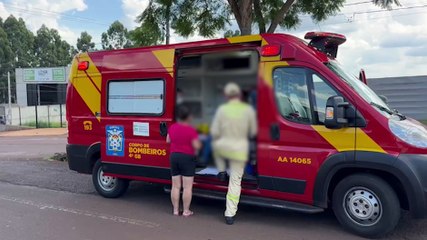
106,125,125,157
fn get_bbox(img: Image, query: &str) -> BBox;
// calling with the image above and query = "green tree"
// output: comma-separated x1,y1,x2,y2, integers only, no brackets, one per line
136,0,401,37
77,31,95,52
132,0,171,46
34,24,73,67
3,15,36,67
101,21,132,50
0,26,13,103
224,29,240,38
1,15,36,103
230,0,401,35
133,0,228,46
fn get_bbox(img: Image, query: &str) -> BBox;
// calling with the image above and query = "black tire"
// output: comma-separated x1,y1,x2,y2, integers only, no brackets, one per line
332,173,400,238
92,160,129,198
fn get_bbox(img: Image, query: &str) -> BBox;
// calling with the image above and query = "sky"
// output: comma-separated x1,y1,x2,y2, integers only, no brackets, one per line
0,0,426,78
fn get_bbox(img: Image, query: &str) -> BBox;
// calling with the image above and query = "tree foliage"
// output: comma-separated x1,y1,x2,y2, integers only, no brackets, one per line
224,29,240,38
134,0,228,46
101,20,132,50
0,15,39,103
77,31,95,52
3,15,35,68
135,0,401,37
133,0,173,46
172,0,229,38
230,0,401,35
34,25,73,67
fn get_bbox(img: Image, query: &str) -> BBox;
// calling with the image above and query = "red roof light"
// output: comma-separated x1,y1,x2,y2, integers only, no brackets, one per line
261,45,281,57
78,61,89,71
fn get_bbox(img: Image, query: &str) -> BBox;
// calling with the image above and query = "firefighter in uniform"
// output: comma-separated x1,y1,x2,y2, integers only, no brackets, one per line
210,82,257,225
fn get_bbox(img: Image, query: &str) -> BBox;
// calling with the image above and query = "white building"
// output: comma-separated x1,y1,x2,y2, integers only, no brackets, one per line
15,67,70,107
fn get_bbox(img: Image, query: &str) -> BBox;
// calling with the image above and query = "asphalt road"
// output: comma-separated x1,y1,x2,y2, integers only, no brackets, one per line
0,135,426,240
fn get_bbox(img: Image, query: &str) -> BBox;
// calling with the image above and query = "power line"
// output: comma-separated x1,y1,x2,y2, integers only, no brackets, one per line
353,4,427,15
344,1,373,6
2,3,110,26
2,2,101,23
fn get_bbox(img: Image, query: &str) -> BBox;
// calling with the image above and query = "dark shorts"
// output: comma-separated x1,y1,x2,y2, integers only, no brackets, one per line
170,152,196,177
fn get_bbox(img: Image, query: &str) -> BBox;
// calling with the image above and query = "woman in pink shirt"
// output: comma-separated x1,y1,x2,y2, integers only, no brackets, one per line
166,105,201,217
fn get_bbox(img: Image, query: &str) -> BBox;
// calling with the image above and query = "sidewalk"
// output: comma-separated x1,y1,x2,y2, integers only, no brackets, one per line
0,128,67,137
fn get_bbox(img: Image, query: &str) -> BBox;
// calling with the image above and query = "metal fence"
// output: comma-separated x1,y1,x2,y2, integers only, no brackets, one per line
369,75,427,120
0,104,66,129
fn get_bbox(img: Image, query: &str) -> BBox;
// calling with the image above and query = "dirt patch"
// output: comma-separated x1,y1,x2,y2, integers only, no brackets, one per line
50,152,67,162
0,128,67,137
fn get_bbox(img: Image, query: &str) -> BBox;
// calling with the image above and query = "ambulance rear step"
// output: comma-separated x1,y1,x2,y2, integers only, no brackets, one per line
164,187,324,214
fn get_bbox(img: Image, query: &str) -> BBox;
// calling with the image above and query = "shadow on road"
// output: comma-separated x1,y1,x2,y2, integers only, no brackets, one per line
118,182,427,240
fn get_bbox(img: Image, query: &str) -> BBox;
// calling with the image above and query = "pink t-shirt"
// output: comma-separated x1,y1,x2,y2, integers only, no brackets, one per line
168,123,198,155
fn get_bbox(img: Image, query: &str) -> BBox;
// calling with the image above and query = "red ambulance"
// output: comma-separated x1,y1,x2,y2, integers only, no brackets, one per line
66,32,427,238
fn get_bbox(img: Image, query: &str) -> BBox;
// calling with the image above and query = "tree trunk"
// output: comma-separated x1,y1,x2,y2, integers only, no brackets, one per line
238,0,253,35
228,0,253,36
253,0,266,34
267,0,296,33
165,5,170,45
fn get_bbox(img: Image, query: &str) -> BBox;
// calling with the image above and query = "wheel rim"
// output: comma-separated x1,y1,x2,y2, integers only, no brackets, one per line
97,167,118,192
343,187,382,227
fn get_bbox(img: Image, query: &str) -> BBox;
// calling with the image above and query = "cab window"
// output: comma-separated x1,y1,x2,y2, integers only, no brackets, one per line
312,74,339,124
273,67,339,125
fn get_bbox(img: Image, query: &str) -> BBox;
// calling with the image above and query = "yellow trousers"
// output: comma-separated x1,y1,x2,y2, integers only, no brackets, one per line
215,154,247,217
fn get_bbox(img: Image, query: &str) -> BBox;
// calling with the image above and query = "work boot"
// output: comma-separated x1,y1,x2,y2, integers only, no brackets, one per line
217,171,228,181
225,216,235,225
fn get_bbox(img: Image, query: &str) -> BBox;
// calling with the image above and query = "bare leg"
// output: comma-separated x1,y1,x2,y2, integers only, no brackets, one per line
171,175,182,215
182,176,194,216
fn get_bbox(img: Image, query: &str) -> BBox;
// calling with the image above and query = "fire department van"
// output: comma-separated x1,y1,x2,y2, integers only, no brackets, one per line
66,32,427,238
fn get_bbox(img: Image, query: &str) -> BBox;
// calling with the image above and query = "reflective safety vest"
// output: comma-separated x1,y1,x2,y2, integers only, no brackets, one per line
210,100,257,161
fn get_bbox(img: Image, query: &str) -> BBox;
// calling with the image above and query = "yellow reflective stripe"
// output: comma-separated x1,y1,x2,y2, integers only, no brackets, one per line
153,49,175,77
312,126,385,153
215,149,247,161
77,52,101,91
261,61,289,87
69,57,78,80
355,129,386,153
222,102,248,118
72,75,101,122
227,35,262,44
227,193,239,203
261,55,281,62
71,55,101,122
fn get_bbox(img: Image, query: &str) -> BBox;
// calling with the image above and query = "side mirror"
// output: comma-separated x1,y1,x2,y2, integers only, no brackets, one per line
325,96,349,129
359,69,367,85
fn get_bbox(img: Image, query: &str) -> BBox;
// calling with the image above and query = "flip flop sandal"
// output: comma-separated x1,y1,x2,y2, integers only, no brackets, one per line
182,211,194,217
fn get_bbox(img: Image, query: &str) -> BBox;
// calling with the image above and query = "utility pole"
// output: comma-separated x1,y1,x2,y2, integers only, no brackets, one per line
7,72,12,125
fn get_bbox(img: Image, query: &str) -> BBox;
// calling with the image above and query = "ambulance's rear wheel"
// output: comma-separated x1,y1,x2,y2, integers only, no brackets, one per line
93,160,129,198
332,173,400,238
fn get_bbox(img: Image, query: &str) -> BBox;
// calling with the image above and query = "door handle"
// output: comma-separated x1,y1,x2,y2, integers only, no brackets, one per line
270,123,280,141
159,122,168,137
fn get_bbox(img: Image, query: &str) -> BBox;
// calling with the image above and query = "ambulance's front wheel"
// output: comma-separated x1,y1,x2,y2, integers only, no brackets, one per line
93,160,129,198
332,173,400,238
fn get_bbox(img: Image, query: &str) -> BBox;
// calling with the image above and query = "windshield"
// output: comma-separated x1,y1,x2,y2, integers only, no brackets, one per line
326,60,393,115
